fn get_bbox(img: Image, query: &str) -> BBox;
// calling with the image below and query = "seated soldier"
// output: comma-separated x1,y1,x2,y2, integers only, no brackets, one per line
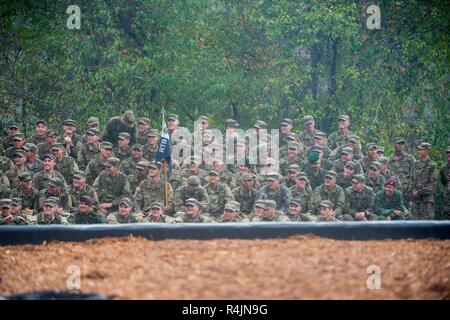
218,201,249,223
281,198,316,222
251,200,284,222
0,198,29,225
232,172,259,215
374,178,409,220
174,176,210,213
343,174,376,221
36,197,69,225
70,196,105,224
317,200,341,222
69,170,98,213
106,197,145,224
144,202,176,223
38,177,72,212
203,169,234,218
289,172,313,212
259,172,292,212
10,197,32,225
173,198,212,223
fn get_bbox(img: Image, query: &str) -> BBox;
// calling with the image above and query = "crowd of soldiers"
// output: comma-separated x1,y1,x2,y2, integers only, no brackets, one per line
0,110,449,225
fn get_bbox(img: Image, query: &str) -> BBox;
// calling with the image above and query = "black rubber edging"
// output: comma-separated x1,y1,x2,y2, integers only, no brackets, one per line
0,221,449,245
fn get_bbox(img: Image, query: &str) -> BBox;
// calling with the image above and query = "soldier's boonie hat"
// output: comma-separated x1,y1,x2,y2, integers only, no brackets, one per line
148,161,162,169
341,147,354,155
51,143,64,150
136,161,151,170
366,143,378,151
167,114,179,121
13,150,26,158
131,144,144,151
253,120,267,129
289,198,302,206
288,164,301,172
287,142,300,150
123,110,135,123
267,172,280,181
254,200,266,209
265,200,277,209
45,197,59,207
138,117,150,125
13,133,24,141
208,170,220,176
87,117,100,126
72,170,86,179
224,201,239,211
47,129,57,137
241,173,254,181
11,197,22,205
369,161,381,170
9,123,20,129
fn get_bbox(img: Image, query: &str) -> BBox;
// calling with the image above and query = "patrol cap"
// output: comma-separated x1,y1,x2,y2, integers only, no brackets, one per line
100,141,113,150
286,133,298,141
341,147,354,155
11,197,22,205
241,173,254,181
254,200,266,209
393,137,405,144
352,174,366,184
265,200,277,209
13,150,26,158
131,144,144,151
87,128,101,136
105,157,121,167
199,115,209,122
19,171,33,181
378,157,388,165
224,201,240,211
42,154,56,161
138,117,150,125
118,197,132,207
366,143,378,151
87,117,100,126
187,176,201,186
296,172,309,181
304,115,315,125
369,161,381,170
23,143,37,152
338,114,350,122
63,119,76,126
35,119,47,126
202,129,213,137
348,136,359,144
123,110,135,124
287,142,301,150
148,161,162,169
253,120,267,129
377,146,385,153
9,123,20,129
319,200,334,208
281,118,293,126
208,170,220,176
324,170,338,179
150,202,163,209
289,198,302,206
135,160,151,170
79,195,93,206
344,161,357,170
225,119,239,128
45,197,60,207
167,113,179,121
147,129,160,137
384,178,397,187
310,145,324,153
417,142,432,150
315,130,327,138
118,132,131,141
267,172,280,181
47,129,57,137
51,143,64,150
48,177,64,187
185,198,200,207
288,164,301,172
13,133,24,141
0,199,12,208
72,170,86,179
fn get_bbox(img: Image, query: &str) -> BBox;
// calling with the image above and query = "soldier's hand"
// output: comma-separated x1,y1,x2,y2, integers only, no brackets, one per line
386,215,392,221
355,212,366,221
99,203,112,211
2,214,13,224
393,210,402,217
23,208,33,216
135,211,144,222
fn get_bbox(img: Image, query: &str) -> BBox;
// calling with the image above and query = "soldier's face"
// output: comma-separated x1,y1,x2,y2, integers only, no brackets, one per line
324,176,335,187
208,175,220,184
310,160,321,170
11,203,21,214
384,185,395,196
320,207,333,220
223,209,237,221
9,127,19,135
280,124,292,134
52,148,63,159
288,148,298,158
119,204,131,216
36,123,47,136
47,135,57,145
14,139,24,148
212,161,222,171
13,155,25,165
118,139,129,148
418,149,428,158
100,148,112,157
48,184,60,194
185,204,199,217
79,203,91,213
254,206,264,216
352,182,364,192
138,123,149,133
167,119,178,130
288,203,301,214
343,166,354,177
131,149,143,159
368,149,377,158
288,170,298,179
338,119,349,129
263,208,275,219
149,208,162,219
243,179,253,189
107,165,118,175
368,167,379,178
1,207,10,217
21,180,33,189
340,153,352,162
148,167,160,177
202,135,213,144
189,164,198,172
314,137,325,146
64,124,76,134
43,158,55,170
394,143,404,153
148,136,158,145
43,205,56,219
73,176,85,188
87,133,99,144
267,179,279,189
295,178,307,188
305,122,315,132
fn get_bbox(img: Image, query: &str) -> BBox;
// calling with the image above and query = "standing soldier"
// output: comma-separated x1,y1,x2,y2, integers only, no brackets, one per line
409,142,437,220
85,141,113,185
308,170,345,218
27,120,48,145
102,110,137,147
439,146,450,219
299,115,317,148
388,137,415,200
134,161,174,215
52,143,79,185
136,117,151,145
203,169,234,218
37,129,58,160
77,128,101,170
328,115,354,151
143,129,160,162
259,172,292,212
174,176,210,213
93,157,131,214
173,198,211,223
68,171,98,212
23,143,43,174
113,132,132,162
289,172,313,213
344,174,376,221
232,172,259,215
70,196,105,224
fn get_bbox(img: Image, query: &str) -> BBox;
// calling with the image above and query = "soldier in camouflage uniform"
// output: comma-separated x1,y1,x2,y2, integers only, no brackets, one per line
250,200,284,222
217,201,249,223
5,133,26,160
127,160,150,192
374,178,409,220
77,128,101,170
409,142,437,220
58,119,82,161
304,152,326,190
5,150,32,189
0,154,14,174
180,156,208,186
143,202,178,223
0,170,11,199
2,124,21,150
439,146,450,219
113,132,132,162
27,120,48,146
51,143,79,185
210,158,233,187
289,172,313,213
85,141,113,185
259,172,292,212
11,172,39,212
232,172,259,215
80,117,100,145
174,176,210,213
332,147,363,174
336,160,357,190
143,129,160,162
36,197,70,225
308,170,345,217
102,110,137,147
136,117,151,146
69,171,98,212
173,198,212,223
299,115,317,148
203,169,234,218
23,143,43,174
106,197,145,224
279,118,294,148
70,195,105,224
38,177,72,212
317,200,341,222
0,198,30,225
280,142,305,177
281,198,316,222
37,129,58,160
134,161,174,215
361,143,379,173
93,157,131,214
365,161,386,193
328,114,354,151
388,137,415,199
119,144,147,176
32,154,67,191
331,135,364,162
344,174,376,221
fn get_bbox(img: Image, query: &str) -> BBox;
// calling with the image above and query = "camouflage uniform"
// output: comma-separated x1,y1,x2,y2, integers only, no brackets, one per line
344,185,376,221
55,156,79,185
27,134,47,146
143,145,158,162
93,171,131,207
85,156,108,186
259,184,292,212
77,144,99,170
134,179,174,213
32,170,67,191
36,142,53,160
328,130,354,151
36,212,69,225
410,156,437,220
26,159,43,175
38,188,72,212
289,185,313,213
308,184,345,216
0,156,14,173
203,182,234,217
11,186,39,211
69,184,99,212
70,209,105,224
374,189,409,220
388,152,415,196
106,211,144,224
119,156,146,176
174,185,210,213
336,173,354,190
365,174,386,194
102,115,137,147
332,159,363,175
113,147,131,162
304,166,326,190
5,167,32,190
173,211,212,223
232,185,259,215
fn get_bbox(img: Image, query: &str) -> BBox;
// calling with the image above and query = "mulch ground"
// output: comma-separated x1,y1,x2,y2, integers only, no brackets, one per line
0,236,449,299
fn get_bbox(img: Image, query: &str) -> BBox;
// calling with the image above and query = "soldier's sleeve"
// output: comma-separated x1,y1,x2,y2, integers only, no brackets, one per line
37,191,46,211
200,188,210,212
224,185,234,203
166,182,174,213
174,187,185,213
374,193,393,217
64,193,72,212
334,189,345,215
417,162,437,197
121,176,131,199
85,161,95,185
366,188,375,214
133,185,144,212
92,175,101,195
308,189,321,215
284,186,292,210
344,189,357,217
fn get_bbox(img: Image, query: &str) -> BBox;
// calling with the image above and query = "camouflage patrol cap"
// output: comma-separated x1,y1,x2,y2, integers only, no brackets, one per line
202,129,213,137
35,119,47,126
341,147,354,155
241,173,254,181
344,161,357,170
366,143,378,151
48,177,64,187
319,200,334,208
417,142,432,150
87,117,100,126
51,143,64,150
377,146,385,153
289,198,302,206
225,119,239,128
13,150,26,158
100,141,113,150
185,198,200,207
19,171,33,182
42,154,55,161
148,161,162,169
136,160,151,170
45,197,60,207
72,170,86,179
224,201,240,211
167,113,179,121
287,142,301,150
369,161,381,170
0,199,12,208
105,157,121,167
199,115,209,122
267,172,280,181
265,200,277,209
286,133,298,141
87,128,101,136
253,120,267,129
187,176,201,186
281,118,293,126
208,170,220,176
254,200,266,209
147,129,160,137
324,170,338,179
47,129,57,137
338,114,350,122
296,172,309,181
150,202,163,209
23,143,37,152
13,133,24,141
352,174,366,184
11,197,22,205
138,117,150,125
392,137,405,144
79,195,93,206
288,164,301,172
314,131,326,140
118,132,131,141
63,119,76,126
9,123,20,129
303,115,315,125
118,197,132,207
348,136,359,144
131,144,144,151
